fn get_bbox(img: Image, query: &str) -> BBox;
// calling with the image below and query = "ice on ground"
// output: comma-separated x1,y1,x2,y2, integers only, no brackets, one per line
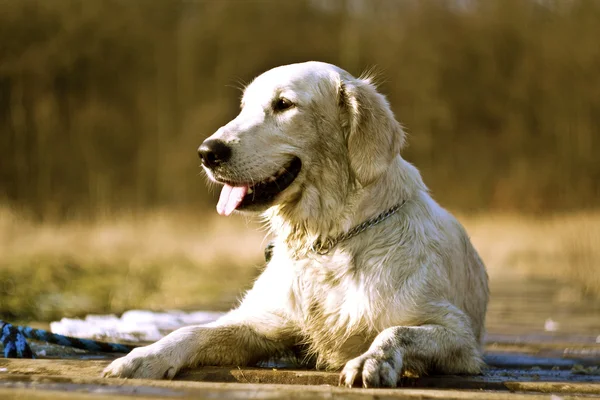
544,318,560,332
50,310,225,343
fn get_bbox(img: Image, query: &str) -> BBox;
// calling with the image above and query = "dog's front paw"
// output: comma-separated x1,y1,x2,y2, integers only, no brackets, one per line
339,351,402,388
102,346,180,380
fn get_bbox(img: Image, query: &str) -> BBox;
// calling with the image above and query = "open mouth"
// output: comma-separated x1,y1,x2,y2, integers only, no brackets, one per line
216,157,302,216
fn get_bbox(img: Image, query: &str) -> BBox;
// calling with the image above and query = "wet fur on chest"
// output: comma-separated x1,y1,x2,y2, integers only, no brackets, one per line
288,251,388,369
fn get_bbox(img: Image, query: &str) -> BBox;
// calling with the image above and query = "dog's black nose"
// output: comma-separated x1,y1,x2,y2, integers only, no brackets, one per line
198,139,231,168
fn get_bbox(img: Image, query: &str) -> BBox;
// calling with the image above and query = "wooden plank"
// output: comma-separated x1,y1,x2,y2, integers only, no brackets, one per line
0,358,598,396
0,375,584,400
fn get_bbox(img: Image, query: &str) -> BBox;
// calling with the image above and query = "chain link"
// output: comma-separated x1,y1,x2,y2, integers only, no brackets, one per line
310,200,407,255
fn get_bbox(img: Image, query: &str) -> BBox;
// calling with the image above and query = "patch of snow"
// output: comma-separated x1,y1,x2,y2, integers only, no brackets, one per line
544,318,560,332
51,310,225,343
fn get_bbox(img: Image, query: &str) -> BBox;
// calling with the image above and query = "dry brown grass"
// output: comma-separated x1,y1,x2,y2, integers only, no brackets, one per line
1,206,598,321
0,206,266,321
461,211,600,299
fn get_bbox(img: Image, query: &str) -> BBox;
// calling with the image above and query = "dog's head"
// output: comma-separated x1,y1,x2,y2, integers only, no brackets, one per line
199,61,405,217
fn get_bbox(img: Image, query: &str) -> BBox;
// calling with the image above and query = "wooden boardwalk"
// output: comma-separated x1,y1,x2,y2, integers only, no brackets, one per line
0,334,598,399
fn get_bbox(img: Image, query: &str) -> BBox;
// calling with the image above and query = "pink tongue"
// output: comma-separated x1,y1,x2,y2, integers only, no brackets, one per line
217,184,249,216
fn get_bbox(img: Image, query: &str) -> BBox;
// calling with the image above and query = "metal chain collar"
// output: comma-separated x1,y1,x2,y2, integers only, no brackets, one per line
310,200,407,255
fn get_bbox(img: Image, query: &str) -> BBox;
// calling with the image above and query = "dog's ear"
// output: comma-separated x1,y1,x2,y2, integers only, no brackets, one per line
339,76,405,186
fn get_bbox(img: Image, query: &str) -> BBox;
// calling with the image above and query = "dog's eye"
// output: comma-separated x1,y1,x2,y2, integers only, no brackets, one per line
273,98,294,112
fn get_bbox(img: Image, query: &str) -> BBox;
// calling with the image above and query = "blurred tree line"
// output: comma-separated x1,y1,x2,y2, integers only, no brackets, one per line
0,0,599,219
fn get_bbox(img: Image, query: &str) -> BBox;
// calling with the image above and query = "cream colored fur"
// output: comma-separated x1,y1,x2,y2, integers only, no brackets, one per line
103,61,489,388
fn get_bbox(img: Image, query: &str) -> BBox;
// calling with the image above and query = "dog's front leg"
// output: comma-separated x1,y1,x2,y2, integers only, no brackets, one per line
339,321,483,388
103,315,292,379
104,258,297,380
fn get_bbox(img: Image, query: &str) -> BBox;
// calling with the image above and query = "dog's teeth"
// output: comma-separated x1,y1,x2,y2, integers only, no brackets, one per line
248,188,253,194
268,176,277,182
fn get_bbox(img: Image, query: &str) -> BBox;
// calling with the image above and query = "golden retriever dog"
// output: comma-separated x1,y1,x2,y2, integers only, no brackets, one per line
104,61,489,388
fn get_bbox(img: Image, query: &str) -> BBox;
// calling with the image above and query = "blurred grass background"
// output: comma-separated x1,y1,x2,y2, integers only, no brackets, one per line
0,0,599,321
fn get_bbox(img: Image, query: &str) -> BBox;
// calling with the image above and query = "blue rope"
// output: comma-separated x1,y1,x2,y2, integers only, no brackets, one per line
0,320,136,358
1,321,33,358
